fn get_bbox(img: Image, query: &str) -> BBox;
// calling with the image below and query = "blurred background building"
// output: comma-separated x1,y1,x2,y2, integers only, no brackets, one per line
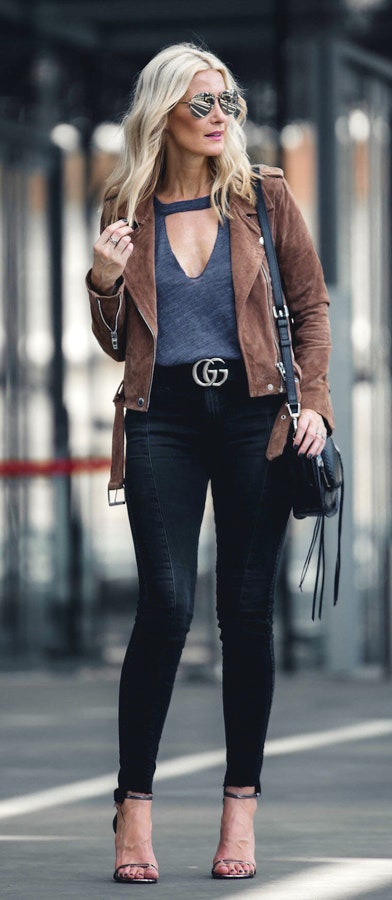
1,0,391,676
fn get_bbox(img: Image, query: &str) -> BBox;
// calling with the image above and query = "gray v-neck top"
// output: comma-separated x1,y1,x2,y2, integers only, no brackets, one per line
154,195,241,366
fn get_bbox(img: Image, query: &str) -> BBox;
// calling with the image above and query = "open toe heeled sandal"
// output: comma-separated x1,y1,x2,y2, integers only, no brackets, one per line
113,792,159,885
211,789,259,880
211,858,256,879
113,863,159,884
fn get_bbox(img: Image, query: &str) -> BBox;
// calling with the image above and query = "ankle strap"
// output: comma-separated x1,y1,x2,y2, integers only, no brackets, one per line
124,792,153,801
223,790,260,800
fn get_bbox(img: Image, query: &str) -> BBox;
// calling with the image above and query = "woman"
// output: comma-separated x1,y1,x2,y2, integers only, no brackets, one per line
87,42,334,883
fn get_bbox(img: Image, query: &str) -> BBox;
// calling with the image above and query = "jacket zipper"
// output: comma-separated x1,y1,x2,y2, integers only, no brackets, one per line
260,261,285,392
97,293,123,350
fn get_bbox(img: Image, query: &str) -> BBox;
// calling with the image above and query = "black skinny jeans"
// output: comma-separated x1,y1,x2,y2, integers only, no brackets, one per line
114,360,292,803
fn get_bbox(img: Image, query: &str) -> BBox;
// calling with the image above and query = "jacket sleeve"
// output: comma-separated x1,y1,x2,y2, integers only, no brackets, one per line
273,177,334,432
85,199,128,362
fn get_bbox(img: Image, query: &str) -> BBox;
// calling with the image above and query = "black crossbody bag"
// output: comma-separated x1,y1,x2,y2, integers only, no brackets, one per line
255,180,344,620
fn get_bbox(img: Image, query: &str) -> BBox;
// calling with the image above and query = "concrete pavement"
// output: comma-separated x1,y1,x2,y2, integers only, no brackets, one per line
1,663,392,899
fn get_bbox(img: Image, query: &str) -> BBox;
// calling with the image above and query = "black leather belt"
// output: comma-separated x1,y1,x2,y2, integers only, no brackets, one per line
153,358,245,388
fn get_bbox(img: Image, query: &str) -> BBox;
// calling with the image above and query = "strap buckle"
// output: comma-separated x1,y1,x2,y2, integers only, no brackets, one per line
286,402,301,431
273,304,290,319
107,485,126,507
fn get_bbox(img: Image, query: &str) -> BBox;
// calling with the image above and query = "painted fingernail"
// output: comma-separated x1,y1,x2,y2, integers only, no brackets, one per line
122,217,129,224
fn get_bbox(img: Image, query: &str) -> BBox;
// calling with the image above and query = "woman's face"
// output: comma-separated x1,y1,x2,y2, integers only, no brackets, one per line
165,69,230,160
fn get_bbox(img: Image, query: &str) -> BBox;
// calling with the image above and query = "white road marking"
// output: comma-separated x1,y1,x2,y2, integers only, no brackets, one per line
224,858,392,900
0,719,391,821
266,719,392,755
0,835,76,841
3,707,115,726
0,751,225,821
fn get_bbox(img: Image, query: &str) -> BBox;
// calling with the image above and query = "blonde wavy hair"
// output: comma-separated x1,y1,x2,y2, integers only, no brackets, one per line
103,42,257,224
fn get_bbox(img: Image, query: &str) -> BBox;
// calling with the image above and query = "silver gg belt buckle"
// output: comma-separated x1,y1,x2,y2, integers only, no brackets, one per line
192,357,229,387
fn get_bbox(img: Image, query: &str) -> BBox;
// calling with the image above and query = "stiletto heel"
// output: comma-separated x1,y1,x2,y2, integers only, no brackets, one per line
211,789,259,880
113,793,158,884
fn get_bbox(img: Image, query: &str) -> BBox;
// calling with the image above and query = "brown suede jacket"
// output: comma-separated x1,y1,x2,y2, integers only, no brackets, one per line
87,165,334,490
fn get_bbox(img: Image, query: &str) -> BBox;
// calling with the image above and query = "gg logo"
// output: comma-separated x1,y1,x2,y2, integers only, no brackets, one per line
192,358,229,387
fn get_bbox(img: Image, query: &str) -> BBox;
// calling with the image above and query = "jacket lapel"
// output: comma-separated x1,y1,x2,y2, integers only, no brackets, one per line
123,196,157,334
230,195,266,317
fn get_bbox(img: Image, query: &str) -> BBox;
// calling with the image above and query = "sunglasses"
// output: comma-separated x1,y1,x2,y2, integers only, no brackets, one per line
179,90,239,119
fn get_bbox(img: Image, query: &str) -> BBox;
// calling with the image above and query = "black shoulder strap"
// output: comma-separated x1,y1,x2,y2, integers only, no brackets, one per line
255,179,343,620
255,179,300,426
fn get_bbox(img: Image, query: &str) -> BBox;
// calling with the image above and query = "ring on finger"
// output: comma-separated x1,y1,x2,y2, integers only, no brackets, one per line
109,236,119,246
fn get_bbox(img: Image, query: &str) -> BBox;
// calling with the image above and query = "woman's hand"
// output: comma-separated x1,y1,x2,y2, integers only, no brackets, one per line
91,219,134,295
292,408,327,458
